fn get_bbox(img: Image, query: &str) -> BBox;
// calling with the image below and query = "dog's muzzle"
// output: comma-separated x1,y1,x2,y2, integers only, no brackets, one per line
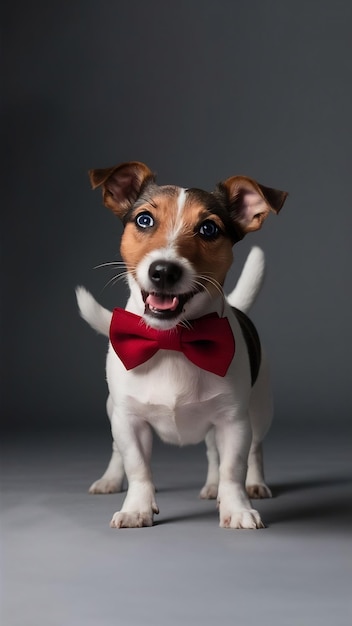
142,260,196,319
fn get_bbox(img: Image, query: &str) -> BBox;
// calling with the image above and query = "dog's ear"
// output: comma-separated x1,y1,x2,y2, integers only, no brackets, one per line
217,175,288,240
88,161,155,219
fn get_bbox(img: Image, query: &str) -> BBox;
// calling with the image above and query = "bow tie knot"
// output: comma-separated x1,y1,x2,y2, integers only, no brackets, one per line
154,328,183,352
109,308,235,377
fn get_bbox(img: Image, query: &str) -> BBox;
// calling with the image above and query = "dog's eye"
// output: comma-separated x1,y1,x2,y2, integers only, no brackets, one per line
198,220,220,240
135,212,155,229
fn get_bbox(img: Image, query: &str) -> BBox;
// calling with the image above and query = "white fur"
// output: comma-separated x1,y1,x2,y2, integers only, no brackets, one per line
167,187,187,246
75,286,111,336
227,246,265,313
76,245,273,529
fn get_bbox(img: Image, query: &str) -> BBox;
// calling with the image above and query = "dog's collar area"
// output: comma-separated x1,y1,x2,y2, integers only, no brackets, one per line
109,307,236,376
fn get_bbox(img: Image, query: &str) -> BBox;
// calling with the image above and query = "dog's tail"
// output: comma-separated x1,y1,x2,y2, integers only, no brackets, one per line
75,286,111,337
226,246,265,313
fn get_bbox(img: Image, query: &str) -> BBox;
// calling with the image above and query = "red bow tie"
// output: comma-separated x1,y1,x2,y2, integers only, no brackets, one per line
109,308,235,377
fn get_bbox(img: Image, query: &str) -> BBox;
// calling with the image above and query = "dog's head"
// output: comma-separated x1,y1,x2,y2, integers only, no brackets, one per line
89,161,287,330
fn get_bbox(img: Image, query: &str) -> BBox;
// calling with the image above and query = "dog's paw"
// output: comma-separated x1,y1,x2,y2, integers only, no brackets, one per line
89,478,123,494
199,483,218,499
219,508,265,529
110,509,157,528
246,483,272,499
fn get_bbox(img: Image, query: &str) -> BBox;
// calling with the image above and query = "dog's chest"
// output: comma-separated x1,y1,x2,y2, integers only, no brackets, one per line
107,350,233,445
126,393,232,445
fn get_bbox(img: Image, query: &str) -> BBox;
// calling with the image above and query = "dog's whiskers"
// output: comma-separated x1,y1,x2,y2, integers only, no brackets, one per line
94,260,137,293
193,275,226,316
94,261,127,270
191,276,225,301
102,271,130,291
179,318,193,330
199,274,224,295
94,261,135,292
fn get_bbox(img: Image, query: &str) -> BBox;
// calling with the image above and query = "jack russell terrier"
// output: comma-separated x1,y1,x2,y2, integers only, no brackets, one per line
76,161,287,529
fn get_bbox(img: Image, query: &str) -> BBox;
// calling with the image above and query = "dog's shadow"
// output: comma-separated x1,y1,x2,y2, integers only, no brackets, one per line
154,474,352,527
266,475,352,526
270,474,352,496
156,475,351,496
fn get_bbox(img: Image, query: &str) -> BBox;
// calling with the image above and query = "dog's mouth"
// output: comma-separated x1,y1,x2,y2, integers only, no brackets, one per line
142,291,197,319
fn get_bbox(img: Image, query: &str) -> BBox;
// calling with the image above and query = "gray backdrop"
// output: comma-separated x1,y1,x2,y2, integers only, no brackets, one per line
3,4,352,626
2,0,351,428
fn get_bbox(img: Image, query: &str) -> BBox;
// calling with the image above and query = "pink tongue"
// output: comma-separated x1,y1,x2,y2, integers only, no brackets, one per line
146,294,179,311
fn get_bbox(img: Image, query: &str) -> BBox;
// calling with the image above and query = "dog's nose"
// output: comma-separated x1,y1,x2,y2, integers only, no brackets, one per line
149,261,182,290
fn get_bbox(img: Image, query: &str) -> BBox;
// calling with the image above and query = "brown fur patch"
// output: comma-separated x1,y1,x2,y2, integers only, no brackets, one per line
175,196,233,290
120,188,233,294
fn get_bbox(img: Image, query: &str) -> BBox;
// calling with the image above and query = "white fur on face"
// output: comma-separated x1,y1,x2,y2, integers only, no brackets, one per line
166,187,187,247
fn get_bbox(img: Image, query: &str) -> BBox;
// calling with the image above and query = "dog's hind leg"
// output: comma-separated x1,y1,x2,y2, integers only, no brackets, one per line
246,356,273,499
89,439,125,494
199,429,219,499
216,414,264,529
246,441,272,499
89,395,125,494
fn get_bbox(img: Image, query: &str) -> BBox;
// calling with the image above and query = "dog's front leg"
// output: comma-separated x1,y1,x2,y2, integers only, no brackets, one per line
215,417,264,529
109,410,159,528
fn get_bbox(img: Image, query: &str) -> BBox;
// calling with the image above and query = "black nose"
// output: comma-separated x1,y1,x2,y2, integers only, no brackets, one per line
149,261,183,290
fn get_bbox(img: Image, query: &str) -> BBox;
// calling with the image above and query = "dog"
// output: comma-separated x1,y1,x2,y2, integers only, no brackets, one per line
76,161,287,529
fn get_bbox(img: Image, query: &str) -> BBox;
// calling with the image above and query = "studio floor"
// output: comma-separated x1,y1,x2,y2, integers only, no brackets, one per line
2,420,351,626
